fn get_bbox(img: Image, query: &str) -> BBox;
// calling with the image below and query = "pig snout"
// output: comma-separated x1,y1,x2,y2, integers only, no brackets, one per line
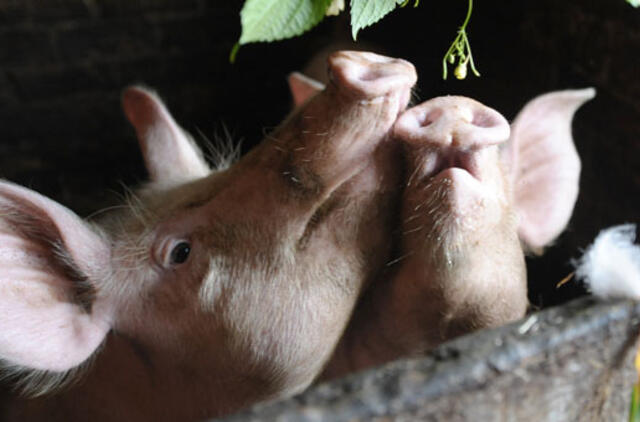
328,51,416,108
247,51,416,220
393,96,510,183
394,96,510,148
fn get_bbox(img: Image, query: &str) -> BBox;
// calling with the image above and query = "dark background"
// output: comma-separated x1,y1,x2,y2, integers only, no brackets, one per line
0,1,638,312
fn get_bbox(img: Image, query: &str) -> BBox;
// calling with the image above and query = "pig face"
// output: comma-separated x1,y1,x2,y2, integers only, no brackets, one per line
321,88,594,379
0,51,416,419
391,89,595,340
392,95,546,335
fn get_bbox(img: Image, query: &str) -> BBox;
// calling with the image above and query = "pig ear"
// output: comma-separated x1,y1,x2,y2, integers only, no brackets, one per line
122,86,210,184
288,72,325,107
507,88,596,253
0,181,113,372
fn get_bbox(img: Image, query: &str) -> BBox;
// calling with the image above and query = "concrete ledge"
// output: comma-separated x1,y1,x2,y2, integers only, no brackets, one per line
219,297,640,421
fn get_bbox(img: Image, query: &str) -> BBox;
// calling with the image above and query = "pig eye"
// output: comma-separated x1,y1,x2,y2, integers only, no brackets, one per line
169,242,191,265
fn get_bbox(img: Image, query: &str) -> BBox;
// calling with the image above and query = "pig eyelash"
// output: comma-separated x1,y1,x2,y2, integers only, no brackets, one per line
115,241,151,271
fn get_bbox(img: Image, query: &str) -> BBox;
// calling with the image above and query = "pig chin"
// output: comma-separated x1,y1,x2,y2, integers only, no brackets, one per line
414,166,510,253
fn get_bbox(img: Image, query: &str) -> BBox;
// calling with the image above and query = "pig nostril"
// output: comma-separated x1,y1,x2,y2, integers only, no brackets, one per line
471,110,499,128
419,109,443,127
359,68,384,81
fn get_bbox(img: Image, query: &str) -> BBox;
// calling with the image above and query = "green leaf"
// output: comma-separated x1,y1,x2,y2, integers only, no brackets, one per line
627,0,640,7
350,0,404,40
238,0,332,45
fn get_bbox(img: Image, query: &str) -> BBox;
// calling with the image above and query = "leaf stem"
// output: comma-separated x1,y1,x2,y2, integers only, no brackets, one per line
229,42,240,63
461,0,473,29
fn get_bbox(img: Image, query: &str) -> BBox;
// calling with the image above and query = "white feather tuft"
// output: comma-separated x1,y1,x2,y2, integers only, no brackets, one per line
573,224,640,299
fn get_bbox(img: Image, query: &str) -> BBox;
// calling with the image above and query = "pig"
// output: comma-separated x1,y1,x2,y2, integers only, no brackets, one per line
312,86,595,378
0,51,417,421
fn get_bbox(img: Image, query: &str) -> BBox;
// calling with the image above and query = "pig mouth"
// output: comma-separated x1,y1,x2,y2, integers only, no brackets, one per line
415,150,482,183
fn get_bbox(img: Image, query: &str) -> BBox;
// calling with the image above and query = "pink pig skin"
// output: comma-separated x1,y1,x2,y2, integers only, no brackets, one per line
322,89,595,379
0,52,415,421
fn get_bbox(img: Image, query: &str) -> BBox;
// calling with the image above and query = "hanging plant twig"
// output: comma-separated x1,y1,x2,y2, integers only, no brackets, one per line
442,0,480,80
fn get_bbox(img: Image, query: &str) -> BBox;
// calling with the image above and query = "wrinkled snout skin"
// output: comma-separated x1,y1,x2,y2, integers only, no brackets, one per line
1,52,416,421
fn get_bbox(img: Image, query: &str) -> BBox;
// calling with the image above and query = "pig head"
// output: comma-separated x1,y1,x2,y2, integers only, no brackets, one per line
0,51,416,421
321,88,595,378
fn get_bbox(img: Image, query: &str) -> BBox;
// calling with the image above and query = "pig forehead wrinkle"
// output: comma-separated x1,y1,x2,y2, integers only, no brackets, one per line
196,219,282,259
267,115,328,199
281,156,324,200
